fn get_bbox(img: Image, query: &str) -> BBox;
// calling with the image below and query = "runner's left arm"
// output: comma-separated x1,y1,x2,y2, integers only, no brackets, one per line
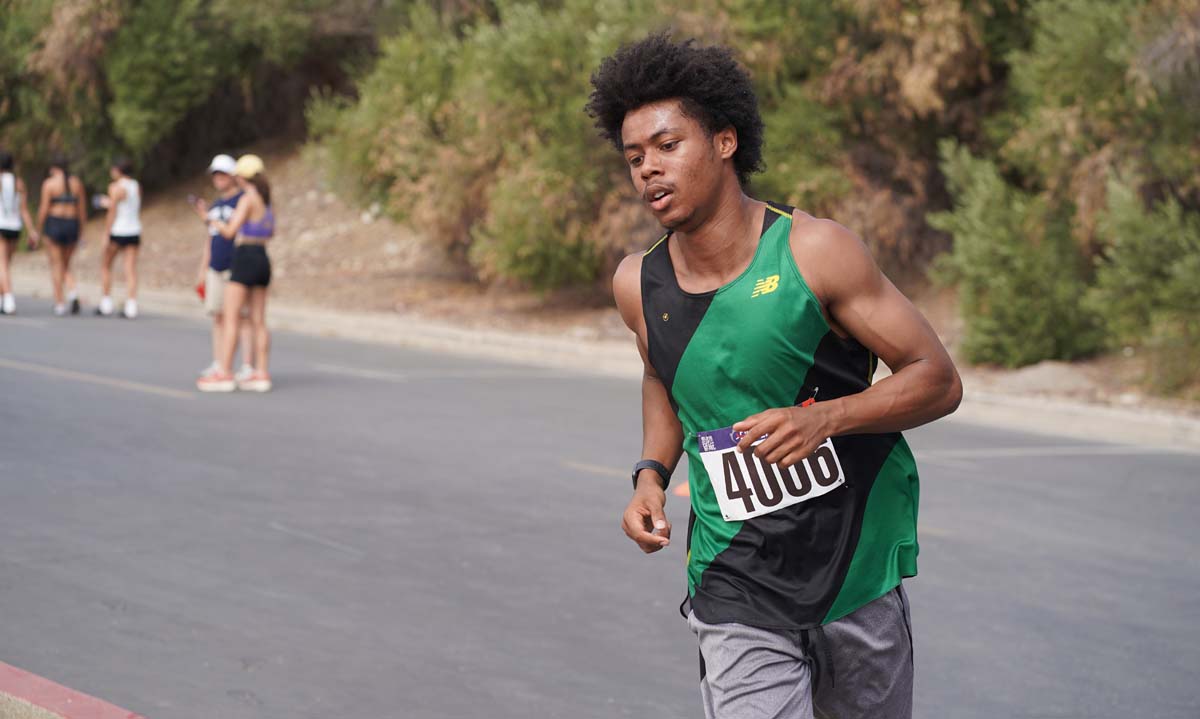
735,218,961,467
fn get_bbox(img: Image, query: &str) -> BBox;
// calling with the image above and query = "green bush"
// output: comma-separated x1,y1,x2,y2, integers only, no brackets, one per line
929,140,1102,366
1091,180,1200,392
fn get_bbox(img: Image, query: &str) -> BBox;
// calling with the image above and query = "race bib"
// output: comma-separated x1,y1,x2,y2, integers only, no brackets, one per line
697,427,846,522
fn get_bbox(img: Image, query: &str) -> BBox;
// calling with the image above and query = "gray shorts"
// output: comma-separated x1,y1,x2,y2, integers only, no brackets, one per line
688,584,913,719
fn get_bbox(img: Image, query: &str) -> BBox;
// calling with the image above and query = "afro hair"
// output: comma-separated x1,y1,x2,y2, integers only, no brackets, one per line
585,33,764,186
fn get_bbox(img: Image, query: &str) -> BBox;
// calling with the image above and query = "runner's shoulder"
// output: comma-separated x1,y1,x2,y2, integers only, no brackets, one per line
786,212,878,293
612,251,645,329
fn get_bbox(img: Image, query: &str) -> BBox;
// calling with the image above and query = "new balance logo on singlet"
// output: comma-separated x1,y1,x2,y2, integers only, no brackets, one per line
751,275,779,297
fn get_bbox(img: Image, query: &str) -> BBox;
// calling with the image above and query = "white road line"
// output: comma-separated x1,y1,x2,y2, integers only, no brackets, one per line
920,444,1199,459
0,357,194,400
311,362,552,382
267,521,365,558
562,460,628,479
0,317,47,328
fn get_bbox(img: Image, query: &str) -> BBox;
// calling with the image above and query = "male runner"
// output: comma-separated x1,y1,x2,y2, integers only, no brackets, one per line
587,34,962,719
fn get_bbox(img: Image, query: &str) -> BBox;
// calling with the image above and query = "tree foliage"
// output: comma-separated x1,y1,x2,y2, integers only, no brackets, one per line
0,0,393,190
3,0,1197,389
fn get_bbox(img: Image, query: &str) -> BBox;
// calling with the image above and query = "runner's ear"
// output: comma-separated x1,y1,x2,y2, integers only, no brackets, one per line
714,126,737,160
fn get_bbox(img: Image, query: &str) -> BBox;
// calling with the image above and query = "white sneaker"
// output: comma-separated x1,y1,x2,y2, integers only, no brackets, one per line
123,298,138,319
96,296,114,316
197,368,236,393
234,364,255,383
2,294,14,314
237,371,272,393
53,303,67,316
199,361,220,377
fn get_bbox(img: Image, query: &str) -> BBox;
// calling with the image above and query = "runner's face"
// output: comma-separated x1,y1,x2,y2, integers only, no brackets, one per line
621,99,734,231
211,172,232,191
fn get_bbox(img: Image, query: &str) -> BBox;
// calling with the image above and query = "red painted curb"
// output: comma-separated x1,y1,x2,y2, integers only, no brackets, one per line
0,661,144,719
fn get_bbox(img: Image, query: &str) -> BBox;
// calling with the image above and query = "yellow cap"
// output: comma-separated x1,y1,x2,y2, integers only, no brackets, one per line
234,154,265,178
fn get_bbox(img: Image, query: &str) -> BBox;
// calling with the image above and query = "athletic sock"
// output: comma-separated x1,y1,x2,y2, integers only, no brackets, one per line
66,289,78,302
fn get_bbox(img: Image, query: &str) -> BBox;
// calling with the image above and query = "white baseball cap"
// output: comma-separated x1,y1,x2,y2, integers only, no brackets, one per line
207,154,237,175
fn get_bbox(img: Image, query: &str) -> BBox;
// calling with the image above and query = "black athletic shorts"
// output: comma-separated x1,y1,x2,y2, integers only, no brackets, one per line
0,229,19,242
229,244,271,287
43,216,80,247
110,234,140,247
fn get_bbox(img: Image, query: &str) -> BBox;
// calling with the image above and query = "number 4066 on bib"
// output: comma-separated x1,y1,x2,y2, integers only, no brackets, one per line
697,427,846,522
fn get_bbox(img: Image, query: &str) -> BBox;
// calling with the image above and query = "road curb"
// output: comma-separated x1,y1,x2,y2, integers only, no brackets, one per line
10,266,1199,450
0,661,144,719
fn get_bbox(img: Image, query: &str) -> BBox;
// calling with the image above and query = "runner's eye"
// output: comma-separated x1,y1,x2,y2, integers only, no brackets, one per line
661,141,678,151
628,155,643,168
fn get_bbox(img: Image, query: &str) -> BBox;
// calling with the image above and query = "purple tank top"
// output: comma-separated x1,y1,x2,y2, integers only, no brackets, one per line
242,208,274,239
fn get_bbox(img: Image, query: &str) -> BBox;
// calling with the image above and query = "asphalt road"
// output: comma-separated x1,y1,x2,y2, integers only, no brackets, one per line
1,301,1197,719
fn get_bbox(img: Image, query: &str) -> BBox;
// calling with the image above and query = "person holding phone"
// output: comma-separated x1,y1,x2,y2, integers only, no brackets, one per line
0,151,39,315
191,154,253,378
37,155,86,316
197,154,273,392
95,158,142,318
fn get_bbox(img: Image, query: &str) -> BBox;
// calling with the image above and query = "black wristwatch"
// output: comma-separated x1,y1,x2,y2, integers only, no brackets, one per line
632,459,672,491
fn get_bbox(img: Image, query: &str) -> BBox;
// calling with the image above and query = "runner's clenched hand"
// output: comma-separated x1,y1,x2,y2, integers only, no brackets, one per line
622,481,671,553
733,405,832,468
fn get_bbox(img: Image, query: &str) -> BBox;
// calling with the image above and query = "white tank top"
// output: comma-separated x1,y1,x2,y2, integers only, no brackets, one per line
111,177,141,236
0,173,21,231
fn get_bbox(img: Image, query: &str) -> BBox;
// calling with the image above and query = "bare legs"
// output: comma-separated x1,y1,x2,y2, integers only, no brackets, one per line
248,287,270,373
0,239,15,295
218,282,248,373
218,283,270,375
45,241,76,306
100,242,118,298
123,245,138,300
211,313,254,368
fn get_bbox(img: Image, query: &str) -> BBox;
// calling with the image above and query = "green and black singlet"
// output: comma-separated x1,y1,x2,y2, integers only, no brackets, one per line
641,201,920,629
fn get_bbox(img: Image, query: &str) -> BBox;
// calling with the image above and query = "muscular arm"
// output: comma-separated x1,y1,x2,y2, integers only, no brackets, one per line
736,218,962,466
808,219,961,433
614,253,684,553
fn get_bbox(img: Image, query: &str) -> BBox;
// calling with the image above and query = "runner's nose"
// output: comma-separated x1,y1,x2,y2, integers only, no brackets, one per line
639,154,663,183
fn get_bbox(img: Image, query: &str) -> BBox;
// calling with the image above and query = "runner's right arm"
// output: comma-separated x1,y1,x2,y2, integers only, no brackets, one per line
35,181,49,235
103,181,124,243
198,234,211,285
614,253,684,554
210,192,252,239
73,177,87,245
17,179,38,246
